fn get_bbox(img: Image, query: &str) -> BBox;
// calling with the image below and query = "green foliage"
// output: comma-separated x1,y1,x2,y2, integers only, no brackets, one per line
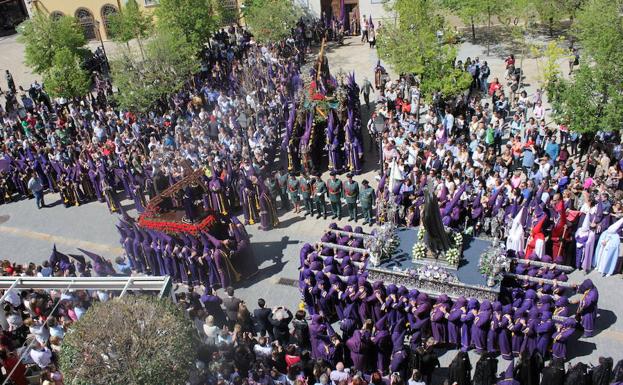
547,0,623,133
43,48,91,99
108,0,153,44
155,0,221,52
17,12,87,75
111,29,199,112
530,38,570,89
377,0,472,103
59,296,198,385
244,0,302,43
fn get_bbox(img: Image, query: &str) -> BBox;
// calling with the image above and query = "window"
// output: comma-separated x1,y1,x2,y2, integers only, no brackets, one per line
221,0,237,9
101,4,118,39
75,8,96,40
144,0,160,6
50,11,64,21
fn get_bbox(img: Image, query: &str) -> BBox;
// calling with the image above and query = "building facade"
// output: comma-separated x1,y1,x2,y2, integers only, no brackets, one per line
26,0,241,41
297,0,393,29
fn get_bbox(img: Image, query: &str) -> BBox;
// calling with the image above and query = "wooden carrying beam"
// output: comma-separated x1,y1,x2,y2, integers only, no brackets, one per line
316,242,368,255
327,229,372,239
504,273,577,288
511,257,575,272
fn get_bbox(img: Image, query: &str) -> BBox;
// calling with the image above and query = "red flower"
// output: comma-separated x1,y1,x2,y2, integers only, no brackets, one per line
138,212,218,235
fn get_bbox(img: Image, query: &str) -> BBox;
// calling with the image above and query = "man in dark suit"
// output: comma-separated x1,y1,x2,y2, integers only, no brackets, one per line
253,298,274,340
221,286,242,329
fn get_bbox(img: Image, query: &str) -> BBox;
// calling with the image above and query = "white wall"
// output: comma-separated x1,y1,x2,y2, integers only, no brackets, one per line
301,0,394,22
359,0,394,26
298,0,322,18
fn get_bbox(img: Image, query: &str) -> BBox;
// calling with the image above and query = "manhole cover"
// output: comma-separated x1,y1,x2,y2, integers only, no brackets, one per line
0,215,9,225
276,277,299,287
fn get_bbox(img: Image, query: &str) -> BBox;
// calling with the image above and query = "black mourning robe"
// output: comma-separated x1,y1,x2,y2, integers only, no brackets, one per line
448,351,472,385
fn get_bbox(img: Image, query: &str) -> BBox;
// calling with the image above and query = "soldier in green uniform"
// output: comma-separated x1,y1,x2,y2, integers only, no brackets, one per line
327,171,343,220
299,173,313,216
266,171,280,206
359,179,376,225
343,173,359,221
287,173,301,213
312,173,327,219
276,170,289,210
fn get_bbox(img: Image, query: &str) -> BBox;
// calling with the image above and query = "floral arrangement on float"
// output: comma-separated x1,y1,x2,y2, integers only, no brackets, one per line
408,263,459,283
478,243,510,286
367,221,400,266
412,228,464,267
138,212,218,236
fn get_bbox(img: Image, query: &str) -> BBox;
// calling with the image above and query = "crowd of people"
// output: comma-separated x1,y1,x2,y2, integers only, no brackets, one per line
0,254,115,385
369,53,623,276
0,253,617,385
0,7,622,385
0,23,310,232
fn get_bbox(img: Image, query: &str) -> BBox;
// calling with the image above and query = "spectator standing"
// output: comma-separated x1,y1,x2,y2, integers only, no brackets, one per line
292,309,311,350
408,370,426,385
330,362,351,384
269,306,293,346
254,298,274,339
28,172,45,209
222,286,243,329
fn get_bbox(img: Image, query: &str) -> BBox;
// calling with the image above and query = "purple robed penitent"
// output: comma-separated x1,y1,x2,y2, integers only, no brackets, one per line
472,300,491,353
431,295,449,344
576,279,599,337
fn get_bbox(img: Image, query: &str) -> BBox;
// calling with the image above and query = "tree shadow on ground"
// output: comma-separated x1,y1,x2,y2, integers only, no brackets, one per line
236,235,298,288
461,23,574,59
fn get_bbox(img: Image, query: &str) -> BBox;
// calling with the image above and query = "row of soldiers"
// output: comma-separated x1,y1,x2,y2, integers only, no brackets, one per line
265,171,376,224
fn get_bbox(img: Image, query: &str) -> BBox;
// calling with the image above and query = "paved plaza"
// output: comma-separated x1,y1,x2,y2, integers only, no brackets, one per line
0,34,622,377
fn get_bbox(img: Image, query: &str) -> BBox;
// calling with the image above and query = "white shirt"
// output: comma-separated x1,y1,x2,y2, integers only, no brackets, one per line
253,343,273,358
30,347,53,368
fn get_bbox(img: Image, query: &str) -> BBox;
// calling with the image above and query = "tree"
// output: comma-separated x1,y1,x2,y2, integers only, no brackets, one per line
17,12,87,75
59,296,198,385
108,0,153,59
111,29,199,112
244,0,303,43
501,0,537,73
155,0,221,52
43,48,91,99
547,0,623,133
532,0,564,37
531,38,569,90
378,0,472,105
